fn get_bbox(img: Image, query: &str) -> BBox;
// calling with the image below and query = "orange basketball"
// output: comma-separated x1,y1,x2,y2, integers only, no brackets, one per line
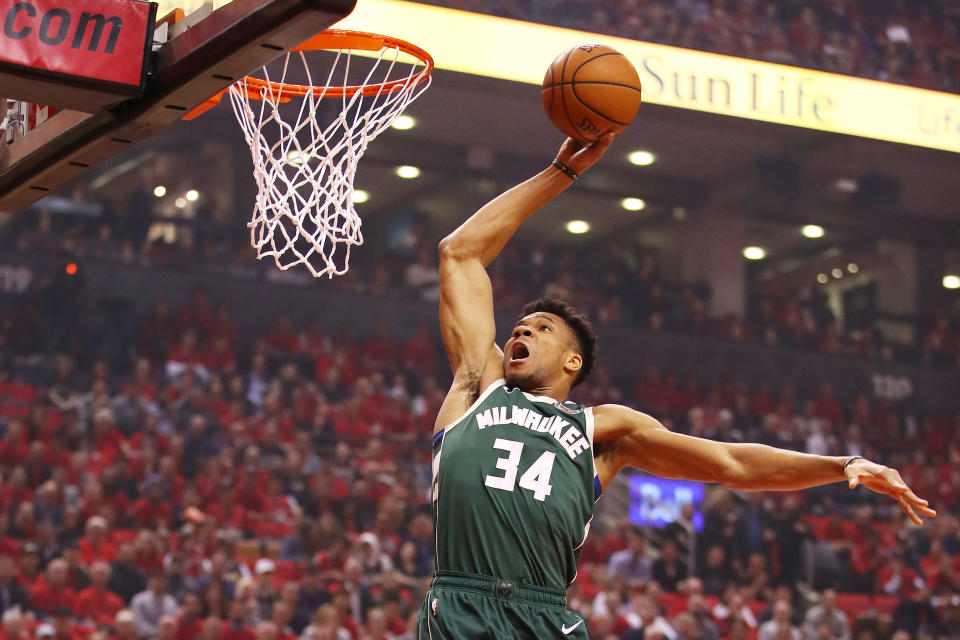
542,44,643,142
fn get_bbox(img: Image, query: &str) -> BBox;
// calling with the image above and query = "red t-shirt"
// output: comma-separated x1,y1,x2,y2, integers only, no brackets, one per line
29,581,77,614
175,617,203,640
76,587,124,626
78,539,118,565
130,498,173,527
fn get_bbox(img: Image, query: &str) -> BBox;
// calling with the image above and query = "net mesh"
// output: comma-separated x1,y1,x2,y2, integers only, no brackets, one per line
228,38,431,278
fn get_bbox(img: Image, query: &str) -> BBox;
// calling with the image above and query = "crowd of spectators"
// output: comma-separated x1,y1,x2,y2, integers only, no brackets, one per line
6,205,960,371
0,265,958,638
422,0,960,95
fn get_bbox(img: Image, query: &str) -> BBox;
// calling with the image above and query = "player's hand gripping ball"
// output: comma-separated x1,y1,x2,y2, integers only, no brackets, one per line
542,44,643,141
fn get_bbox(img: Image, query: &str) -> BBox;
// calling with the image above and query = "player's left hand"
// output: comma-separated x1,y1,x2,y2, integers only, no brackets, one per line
845,458,937,525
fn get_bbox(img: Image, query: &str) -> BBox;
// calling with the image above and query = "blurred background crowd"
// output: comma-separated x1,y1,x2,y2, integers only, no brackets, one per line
424,0,960,94
6,198,960,371
0,214,958,640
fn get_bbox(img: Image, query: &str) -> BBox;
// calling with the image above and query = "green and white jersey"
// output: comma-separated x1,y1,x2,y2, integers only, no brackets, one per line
431,378,602,590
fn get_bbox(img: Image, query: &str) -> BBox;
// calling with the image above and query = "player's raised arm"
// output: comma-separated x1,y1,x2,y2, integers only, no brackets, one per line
435,136,614,405
592,404,937,525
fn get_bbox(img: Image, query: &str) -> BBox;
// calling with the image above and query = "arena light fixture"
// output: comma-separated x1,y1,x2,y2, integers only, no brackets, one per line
175,198,187,209
742,246,766,260
566,220,590,234
832,268,843,279
835,177,858,193
801,224,824,238
847,263,859,274
186,190,199,202
153,186,167,198
392,115,416,130
396,165,421,179
628,150,655,166
817,273,829,284
944,275,960,289
354,190,370,204
621,197,646,211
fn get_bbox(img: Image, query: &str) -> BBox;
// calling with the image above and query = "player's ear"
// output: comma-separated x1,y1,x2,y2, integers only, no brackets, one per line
565,351,583,377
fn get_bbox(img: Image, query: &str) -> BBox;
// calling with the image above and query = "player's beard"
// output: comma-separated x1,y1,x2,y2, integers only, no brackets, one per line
505,364,547,392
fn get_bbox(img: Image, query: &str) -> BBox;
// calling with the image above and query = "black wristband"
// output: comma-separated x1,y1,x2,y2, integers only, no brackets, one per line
842,455,864,471
551,159,579,181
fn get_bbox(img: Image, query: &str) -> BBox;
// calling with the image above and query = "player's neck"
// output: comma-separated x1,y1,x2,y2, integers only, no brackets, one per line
517,381,570,403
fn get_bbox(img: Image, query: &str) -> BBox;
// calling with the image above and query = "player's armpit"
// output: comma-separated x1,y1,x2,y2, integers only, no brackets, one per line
592,404,738,487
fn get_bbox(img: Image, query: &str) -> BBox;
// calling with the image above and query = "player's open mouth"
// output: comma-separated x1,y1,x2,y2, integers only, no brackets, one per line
510,343,530,362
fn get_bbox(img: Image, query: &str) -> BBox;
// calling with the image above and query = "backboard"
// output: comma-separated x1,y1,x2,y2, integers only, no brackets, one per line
0,0,356,213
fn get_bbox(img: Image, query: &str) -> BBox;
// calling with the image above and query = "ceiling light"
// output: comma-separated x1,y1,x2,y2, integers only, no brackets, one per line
353,190,370,204
175,198,187,209
566,220,590,234
801,224,824,238
153,186,166,198
944,275,960,290
847,263,859,274
392,115,416,130
832,268,843,279
817,273,828,284
621,197,646,211
835,177,858,193
286,150,306,165
628,150,655,166
743,246,766,260
396,165,421,179
186,190,199,202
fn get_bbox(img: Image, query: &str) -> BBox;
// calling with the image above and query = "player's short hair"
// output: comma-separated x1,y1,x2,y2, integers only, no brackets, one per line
520,297,598,387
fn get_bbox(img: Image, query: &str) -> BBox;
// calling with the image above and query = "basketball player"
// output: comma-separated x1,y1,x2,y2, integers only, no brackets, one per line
416,134,935,639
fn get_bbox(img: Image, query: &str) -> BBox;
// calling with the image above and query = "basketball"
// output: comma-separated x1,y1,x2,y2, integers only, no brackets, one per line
542,44,643,142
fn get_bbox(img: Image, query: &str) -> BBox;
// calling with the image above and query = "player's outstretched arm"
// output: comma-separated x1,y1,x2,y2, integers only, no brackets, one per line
435,135,614,426
592,404,937,525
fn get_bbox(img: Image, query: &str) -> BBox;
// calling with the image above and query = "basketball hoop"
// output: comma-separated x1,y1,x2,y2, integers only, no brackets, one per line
186,30,433,278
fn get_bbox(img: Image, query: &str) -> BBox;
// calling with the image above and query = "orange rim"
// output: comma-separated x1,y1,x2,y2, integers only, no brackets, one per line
183,29,433,120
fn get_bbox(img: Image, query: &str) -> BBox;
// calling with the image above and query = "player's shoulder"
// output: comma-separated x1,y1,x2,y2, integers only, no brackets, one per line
593,404,664,438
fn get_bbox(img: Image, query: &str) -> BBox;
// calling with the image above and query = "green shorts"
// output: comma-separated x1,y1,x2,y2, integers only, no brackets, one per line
416,571,588,639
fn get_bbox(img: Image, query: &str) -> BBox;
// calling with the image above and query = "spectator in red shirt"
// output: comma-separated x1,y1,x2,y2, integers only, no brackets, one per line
29,558,76,617
111,609,138,640
175,593,204,640
361,321,399,372
401,325,436,374
253,622,278,640
262,314,299,356
222,600,254,640
2,468,35,515
876,550,925,599
178,288,215,336
0,421,28,469
209,303,239,348
130,479,173,529
79,516,117,566
18,542,42,590
76,561,123,627
50,608,83,640
198,617,226,640
0,607,32,640
269,602,296,640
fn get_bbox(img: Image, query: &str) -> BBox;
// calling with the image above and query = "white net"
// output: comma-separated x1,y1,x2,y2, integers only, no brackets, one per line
228,34,431,278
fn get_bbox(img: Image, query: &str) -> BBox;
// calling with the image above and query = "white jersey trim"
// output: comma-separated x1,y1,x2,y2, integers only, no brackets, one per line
519,389,563,404
436,377,506,433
